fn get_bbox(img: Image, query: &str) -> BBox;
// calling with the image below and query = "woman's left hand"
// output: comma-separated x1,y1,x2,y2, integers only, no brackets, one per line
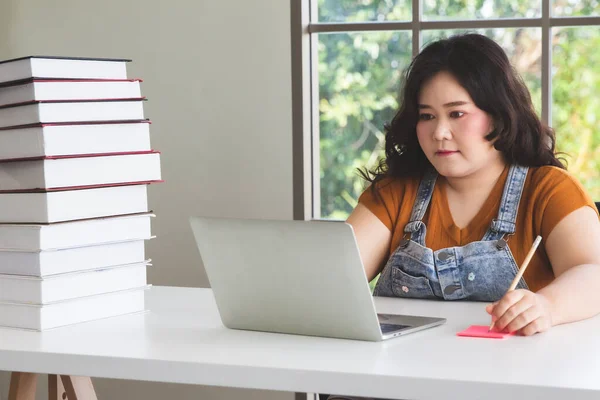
486,289,554,336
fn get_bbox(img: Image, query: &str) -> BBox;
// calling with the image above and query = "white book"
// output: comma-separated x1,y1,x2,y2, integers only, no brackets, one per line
0,79,142,106
0,261,149,304
0,184,149,223
0,285,148,331
0,212,154,251
0,120,151,160
0,56,129,84
0,239,148,276
0,151,161,191
0,98,146,129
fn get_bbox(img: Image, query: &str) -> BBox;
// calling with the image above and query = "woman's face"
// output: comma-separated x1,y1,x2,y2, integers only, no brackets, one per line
416,71,504,178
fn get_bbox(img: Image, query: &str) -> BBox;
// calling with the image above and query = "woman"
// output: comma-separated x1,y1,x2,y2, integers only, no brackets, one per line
348,33,600,338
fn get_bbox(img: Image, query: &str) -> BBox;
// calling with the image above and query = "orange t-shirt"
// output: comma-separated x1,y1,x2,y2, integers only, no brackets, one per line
358,166,599,292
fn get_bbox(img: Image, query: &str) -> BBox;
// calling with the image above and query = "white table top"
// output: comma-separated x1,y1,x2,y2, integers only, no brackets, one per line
0,286,599,400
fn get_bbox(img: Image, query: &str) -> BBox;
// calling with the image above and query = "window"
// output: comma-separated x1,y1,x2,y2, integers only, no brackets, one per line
292,0,600,220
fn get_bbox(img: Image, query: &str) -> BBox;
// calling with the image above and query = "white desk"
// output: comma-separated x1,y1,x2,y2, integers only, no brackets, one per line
1,286,599,400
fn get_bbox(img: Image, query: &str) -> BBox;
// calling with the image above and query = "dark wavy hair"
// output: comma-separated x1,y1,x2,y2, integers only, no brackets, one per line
360,33,565,190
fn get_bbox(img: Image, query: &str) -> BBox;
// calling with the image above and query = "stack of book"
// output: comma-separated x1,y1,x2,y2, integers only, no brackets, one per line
0,56,162,331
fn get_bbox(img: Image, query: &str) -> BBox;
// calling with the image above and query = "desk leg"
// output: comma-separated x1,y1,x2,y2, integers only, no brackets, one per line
50,376,98,400
48,374,67,400
296,393,317,400
8,372,38,400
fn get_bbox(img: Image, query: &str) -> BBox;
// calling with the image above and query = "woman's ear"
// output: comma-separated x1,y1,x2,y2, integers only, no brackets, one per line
488,119,496,135
486,118,501,142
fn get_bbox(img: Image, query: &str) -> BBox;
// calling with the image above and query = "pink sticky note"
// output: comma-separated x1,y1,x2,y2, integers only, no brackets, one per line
456,325,515,339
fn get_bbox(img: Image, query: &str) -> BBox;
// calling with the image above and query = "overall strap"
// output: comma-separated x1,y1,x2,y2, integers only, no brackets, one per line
403,168,438,245
483,164,529,241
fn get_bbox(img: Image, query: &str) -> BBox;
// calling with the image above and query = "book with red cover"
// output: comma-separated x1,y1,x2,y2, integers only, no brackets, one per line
0,56,131,84
0,78,143,106
0,150,162,192
0,98,147,129
0,211,154,250
0,181,161,223
0,120,152,160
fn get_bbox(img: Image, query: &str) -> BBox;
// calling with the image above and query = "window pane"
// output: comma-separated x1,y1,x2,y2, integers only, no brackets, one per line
318,31,412,219
317,0,411,22
422,0,541,20
422,29,542,115
553,0,600,16
552,27,600,199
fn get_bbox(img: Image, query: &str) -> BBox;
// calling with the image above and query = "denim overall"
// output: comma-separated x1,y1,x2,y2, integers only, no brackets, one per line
373,165,529,302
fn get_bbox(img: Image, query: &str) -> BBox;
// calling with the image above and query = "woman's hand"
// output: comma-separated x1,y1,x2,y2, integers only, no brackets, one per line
485,289,554,336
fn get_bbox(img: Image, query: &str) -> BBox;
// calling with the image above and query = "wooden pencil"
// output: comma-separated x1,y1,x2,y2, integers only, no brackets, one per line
489,235,542,332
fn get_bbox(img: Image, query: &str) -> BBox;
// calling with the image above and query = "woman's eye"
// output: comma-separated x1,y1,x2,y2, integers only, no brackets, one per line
419,114,434,121
450,111,464,118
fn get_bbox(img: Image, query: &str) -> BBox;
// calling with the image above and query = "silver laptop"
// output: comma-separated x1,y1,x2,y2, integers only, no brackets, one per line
189,216,446,341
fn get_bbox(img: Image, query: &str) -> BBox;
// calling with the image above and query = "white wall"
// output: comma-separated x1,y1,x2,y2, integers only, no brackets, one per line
0,0,295,399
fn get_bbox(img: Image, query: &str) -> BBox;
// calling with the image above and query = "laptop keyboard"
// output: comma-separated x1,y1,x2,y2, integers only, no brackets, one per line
379,323,410,334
